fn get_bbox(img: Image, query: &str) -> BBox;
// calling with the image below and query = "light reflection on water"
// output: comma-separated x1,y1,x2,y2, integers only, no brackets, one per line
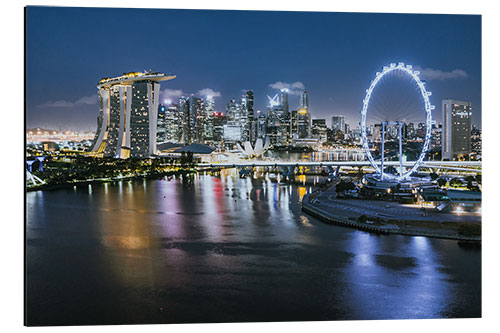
343,232,456,319
25,173,481,326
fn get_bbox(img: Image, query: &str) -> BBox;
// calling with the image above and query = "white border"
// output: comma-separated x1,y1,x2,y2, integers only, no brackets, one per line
2,1,498,333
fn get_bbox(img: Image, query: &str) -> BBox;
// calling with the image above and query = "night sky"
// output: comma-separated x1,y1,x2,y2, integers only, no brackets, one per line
26,6,481,132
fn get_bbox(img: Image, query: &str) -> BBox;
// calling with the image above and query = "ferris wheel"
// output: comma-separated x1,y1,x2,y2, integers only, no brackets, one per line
360,62,434,181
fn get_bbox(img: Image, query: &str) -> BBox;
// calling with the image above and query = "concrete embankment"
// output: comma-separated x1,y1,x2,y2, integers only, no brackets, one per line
301,192,481,242
302,194,391,234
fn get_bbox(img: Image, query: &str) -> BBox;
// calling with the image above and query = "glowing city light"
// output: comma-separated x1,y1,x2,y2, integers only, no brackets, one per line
267,94,280,107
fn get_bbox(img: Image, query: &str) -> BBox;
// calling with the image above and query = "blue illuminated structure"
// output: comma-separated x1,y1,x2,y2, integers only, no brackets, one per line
26,159,46,187
26,160,35,172
36,156,46,172
360,62,434,181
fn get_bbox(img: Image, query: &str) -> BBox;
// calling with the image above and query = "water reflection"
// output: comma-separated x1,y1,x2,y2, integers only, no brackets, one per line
25,173,481,325
343,232,459,319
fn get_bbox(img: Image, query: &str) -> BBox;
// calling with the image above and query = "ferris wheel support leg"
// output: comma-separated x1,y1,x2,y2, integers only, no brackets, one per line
380,122,385,180
398,122,403,177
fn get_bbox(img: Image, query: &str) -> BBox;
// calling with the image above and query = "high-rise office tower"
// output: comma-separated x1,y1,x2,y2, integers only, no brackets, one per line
239,95,249,142
177,95,205,144
164,103,181,142
256,110,267,139
267,102,290,147
226,100,238,122
203,96,215,143
297,108,311,138
312,119,327,140
430,123,442,154
212,111,226,144
331,115,345,132
442,99,472,160
280,88,289,113
244,90,254,141
190,96,205,143
471,125,481,159
407,122,415,139
157,104,167,143
179,97,190,144
90,71,176,158
300,90,309,110
225,99,241,142
290,110,298,137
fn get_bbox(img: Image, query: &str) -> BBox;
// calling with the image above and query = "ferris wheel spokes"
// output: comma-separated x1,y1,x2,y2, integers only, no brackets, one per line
380,121,404,181
361,62,434,181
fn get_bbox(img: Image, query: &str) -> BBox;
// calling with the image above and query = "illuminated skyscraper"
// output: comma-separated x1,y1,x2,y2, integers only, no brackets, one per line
175,95,205,144
212,111,226,144
179,97,190,144
256,110,267,139
164,103,182,143
300,90,309,110
239,95,249,141
297,108,311,138
225,99,243,142
266,95,290,147
280,88,289,113
203,96,215,143
471,125,481,159
90,71,176,158
243,90,254,141
442,99,472,160
190,96,205,143
226,99,238,122
312,119,327,140
331,115,345,132
291,110,298,136
157,104,167,143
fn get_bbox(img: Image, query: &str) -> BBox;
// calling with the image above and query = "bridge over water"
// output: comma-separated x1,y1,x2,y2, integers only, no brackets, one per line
198,160,481,173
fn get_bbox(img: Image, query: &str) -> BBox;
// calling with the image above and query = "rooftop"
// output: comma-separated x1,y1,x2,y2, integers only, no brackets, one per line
174,144,216,154
97,71,175,88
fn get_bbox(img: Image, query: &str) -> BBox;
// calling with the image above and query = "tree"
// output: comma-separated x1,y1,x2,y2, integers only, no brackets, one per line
356,167,364,179
186,151,194,167
429,172,439,180
180,151,187,166
358,215,368,223
450,178,462,188
437,178,447,187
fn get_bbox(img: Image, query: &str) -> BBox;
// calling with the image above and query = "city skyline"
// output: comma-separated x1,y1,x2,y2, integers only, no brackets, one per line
26,7,481,131
23,5,484,327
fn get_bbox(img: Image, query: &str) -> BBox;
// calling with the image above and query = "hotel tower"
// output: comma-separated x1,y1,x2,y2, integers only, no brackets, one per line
441,99,472,160
90,71,176,158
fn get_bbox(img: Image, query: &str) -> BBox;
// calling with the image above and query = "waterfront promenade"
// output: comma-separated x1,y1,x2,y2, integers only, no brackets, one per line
302,186,481,241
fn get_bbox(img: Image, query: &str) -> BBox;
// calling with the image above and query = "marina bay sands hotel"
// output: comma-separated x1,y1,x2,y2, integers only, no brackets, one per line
90,71,175,158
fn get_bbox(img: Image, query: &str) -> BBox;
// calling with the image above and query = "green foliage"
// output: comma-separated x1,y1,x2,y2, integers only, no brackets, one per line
336,180,355,193
429,173,439,180
32,155,186,186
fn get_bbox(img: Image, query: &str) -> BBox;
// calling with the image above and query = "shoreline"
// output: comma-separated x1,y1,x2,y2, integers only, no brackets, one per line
26,168,198,192
301,190,481,242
